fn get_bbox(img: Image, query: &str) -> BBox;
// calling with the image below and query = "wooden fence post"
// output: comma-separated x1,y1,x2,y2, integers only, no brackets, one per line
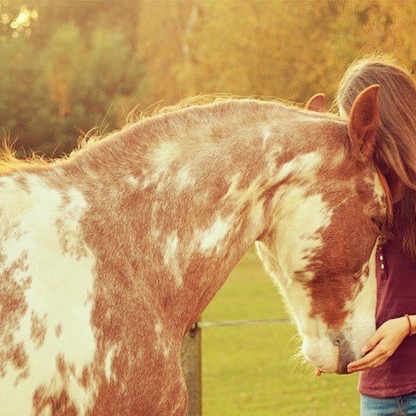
181,322,202,416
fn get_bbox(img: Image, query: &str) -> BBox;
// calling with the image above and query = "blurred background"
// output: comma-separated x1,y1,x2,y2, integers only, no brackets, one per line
1,0,415,157
1,1,415,415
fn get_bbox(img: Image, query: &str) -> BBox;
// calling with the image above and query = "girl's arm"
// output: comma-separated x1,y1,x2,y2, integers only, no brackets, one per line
347,314,415,373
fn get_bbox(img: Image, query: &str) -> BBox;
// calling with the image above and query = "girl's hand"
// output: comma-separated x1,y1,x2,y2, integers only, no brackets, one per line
347,317,409,373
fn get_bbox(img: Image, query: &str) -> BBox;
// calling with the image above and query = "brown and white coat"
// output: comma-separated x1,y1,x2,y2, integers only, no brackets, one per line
0,89,385,415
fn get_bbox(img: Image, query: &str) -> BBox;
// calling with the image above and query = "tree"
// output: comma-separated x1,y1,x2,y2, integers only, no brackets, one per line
0,2,145,156
0,0,38,40
137,0,202,103
2,0,416,156
0,37,57,155
72,27,145,134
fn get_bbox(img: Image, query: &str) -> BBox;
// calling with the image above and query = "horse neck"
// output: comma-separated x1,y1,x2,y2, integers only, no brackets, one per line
61,102,325,332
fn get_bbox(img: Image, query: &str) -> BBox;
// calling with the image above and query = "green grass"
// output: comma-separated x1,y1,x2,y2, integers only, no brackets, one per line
201,247,360,415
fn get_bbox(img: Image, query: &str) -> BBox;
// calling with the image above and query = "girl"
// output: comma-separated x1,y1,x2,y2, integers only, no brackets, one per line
336,55,416,416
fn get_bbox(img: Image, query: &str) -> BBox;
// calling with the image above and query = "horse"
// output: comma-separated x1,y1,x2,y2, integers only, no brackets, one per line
0,86,386,415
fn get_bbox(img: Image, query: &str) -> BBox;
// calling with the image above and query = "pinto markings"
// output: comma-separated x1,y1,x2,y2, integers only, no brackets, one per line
176,166,196,190
0,174,97,415
163,232,183,286
198,215,233,254
125,176,140,187
1,90,385,414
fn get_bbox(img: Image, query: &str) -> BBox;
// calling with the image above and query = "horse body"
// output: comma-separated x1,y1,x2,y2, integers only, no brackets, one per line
0,94,384,415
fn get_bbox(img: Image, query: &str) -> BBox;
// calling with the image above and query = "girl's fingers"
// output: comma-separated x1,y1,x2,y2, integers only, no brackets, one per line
348,347,390,372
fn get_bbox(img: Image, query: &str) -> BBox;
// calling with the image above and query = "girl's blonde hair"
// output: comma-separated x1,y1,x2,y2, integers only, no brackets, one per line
337,55,416,260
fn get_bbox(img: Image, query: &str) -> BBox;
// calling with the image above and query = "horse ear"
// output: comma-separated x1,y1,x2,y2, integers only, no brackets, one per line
348,84,380,163
305,93,326,112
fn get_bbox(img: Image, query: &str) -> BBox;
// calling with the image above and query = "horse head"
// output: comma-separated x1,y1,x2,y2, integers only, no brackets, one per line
257,85,385,374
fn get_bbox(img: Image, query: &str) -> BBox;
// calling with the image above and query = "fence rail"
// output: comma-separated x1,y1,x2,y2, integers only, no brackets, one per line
181,317,290,416
198,318,290,328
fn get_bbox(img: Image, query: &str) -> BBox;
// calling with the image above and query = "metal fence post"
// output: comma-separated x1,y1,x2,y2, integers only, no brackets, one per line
181,322,202,416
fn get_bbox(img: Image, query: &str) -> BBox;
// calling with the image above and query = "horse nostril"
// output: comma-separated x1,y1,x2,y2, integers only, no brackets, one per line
334,338,341,346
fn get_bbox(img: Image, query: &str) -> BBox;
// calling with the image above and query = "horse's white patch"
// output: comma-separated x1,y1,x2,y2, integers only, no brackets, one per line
342,246,377,357
371,171,386,204
163,233,179,260
176,166,195,190
301,251,377,373
257,239,338,372
163,232,183,286
149,141,181,166
104,345,118,383
272,187,331,280
221,174,242,200
140,169,152,189
57,188,90,257
198,216,231,254
152,228,162,240
154,321,171,359
0,175,59,221
0,174,97,415
256,182,333,370
256,240,313,330
275,152,322,183
142,140,182,190
125,176,140,187
258,152,328,281
155,322,162,335
249,200,265,234
65,187,88,210
302,331,339,373
261,125,272,149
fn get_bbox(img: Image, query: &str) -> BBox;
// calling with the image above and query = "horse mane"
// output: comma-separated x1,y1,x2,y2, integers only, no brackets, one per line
0,140,50,176
0,95,337,177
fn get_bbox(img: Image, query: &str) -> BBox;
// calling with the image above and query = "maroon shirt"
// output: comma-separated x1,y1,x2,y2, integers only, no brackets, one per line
359,233,416,398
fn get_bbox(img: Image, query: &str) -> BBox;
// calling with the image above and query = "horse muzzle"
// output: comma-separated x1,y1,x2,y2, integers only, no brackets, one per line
331,333,356,374
302,332,358,375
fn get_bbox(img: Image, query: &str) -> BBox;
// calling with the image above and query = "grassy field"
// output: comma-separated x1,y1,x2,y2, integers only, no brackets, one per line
201,247,360,416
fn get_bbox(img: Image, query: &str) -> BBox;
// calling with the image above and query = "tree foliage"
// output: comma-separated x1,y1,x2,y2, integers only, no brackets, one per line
0,0,415,156
0,1,143,155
